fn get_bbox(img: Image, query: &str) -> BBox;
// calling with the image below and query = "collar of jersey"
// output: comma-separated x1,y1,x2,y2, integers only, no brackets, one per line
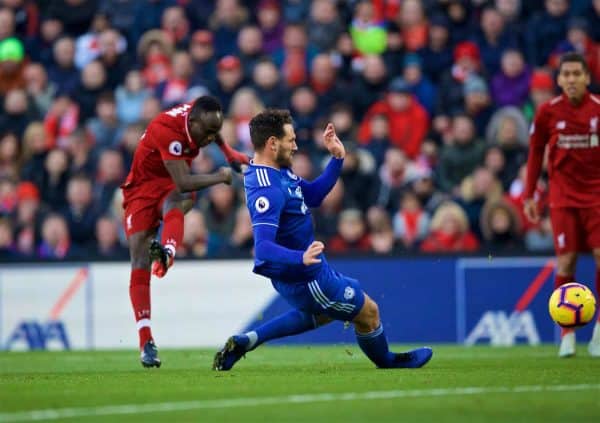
248,160,283,172
183,112,194,146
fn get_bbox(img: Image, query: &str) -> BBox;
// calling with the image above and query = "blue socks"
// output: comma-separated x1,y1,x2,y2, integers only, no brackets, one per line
242,310,317,350
355,324,396,368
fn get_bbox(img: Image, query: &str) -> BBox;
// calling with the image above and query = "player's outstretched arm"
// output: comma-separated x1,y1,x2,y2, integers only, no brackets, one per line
523,109,548,223
214,134,250,173
164,160,232,193
299,123,345,208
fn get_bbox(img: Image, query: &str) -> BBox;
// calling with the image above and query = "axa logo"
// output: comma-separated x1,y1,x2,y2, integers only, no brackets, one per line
5,320,70,350
4,267,88,351
465,311,540,346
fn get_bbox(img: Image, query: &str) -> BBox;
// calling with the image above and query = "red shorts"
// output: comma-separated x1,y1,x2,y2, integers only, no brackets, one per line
550,207,600,254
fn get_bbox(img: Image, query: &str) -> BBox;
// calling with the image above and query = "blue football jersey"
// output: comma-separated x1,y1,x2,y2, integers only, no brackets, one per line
244,163,324,282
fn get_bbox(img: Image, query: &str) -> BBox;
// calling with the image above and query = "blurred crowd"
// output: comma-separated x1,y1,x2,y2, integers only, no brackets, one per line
0,0,597,261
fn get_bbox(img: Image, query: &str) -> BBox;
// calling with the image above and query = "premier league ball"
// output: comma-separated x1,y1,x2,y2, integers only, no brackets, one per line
548,282,597,328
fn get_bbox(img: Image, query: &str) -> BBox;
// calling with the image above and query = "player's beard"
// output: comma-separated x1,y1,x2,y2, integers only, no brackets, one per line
276,149,293,168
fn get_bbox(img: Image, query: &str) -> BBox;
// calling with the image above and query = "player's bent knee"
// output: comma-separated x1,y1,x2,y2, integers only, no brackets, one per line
353,297,380,333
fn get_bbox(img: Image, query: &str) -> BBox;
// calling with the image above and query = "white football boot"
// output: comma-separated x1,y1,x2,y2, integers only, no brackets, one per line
558,330,576,358
588,321,600,357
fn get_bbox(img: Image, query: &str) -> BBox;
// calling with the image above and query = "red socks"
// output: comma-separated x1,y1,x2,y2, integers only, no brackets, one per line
554,274,573,290
161,208,184,256
130,268,152,349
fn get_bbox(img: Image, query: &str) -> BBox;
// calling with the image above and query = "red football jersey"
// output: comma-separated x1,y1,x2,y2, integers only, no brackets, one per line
525,93,600,208
121,103,199,198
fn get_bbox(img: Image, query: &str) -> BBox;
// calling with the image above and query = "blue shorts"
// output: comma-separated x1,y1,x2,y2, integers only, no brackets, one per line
271,265,365,321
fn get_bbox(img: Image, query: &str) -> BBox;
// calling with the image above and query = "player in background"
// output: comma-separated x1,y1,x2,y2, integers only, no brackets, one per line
524,52,600,358
121,96,249,367
213,109,433,371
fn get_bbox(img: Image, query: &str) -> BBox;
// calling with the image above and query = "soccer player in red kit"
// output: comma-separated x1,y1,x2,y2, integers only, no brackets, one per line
524,52,600,358
121,96,249,367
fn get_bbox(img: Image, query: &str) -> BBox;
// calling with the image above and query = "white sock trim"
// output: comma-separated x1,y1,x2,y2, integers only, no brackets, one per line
136,318,151,330
164,244,176,258
245,331,258,350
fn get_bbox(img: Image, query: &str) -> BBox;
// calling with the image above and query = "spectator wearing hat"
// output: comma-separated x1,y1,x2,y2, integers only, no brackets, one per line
463,74,494,136
349,54,389,120
403,53,436,116
522,69,555,122
417,14,453,84
436,41,484,117
525,0,569,66
13,181,45,258
473,6,519,76
257,0,284,54
189,30,218,89
491,49,531,108
359,77,429,159
212,54,246,112
0,37,25,95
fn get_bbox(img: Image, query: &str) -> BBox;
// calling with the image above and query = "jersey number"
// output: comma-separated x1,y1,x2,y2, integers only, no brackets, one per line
166,104,191,117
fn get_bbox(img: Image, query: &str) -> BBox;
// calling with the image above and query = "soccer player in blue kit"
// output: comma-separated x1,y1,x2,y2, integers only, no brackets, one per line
213,109,433,371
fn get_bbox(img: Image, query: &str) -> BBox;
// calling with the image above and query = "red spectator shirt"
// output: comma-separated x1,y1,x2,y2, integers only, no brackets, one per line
121,103,199,198
525,93,600,208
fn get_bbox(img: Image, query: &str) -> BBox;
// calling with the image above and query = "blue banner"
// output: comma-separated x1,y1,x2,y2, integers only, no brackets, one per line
244,256,598,345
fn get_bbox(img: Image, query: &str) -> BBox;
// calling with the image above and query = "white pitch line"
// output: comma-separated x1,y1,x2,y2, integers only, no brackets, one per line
0,384,598,422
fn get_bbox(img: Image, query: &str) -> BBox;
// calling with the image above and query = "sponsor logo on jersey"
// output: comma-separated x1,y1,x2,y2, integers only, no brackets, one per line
344,286,355,300
255,196,270,213
169,141,183,156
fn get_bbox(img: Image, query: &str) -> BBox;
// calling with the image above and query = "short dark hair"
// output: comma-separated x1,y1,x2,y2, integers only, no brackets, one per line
249,109,293,151
558,52,590,74
190,95,222,118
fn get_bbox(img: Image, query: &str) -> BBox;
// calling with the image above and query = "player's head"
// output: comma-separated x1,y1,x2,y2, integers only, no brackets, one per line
249,109,296,167
188,96,224,147
557,52,590,103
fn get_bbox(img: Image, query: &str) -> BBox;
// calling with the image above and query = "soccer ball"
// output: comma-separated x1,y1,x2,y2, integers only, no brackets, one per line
548,282,597,328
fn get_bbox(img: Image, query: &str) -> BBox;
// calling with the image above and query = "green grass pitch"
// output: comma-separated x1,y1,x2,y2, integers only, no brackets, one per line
1,345,599,422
